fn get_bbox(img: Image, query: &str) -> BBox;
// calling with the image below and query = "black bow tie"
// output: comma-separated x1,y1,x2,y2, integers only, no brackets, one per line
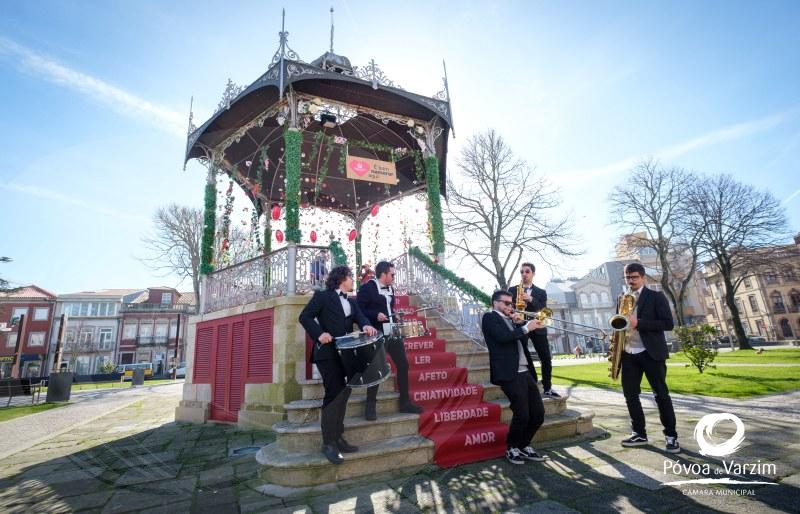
339,292,347,299
380,286,390,291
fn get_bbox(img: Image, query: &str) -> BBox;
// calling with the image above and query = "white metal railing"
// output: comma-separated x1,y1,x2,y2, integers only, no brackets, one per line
392,251,488,347
202,245,332,314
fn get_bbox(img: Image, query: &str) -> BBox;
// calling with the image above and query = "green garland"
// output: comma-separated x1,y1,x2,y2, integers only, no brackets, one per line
284,129,302,243
200,175,217,275
329,240,348,267
264,222,271,254
425,156,445,254
409,247,490,305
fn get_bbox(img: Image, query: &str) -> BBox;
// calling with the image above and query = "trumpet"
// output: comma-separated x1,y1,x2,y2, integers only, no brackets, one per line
513,307,608,341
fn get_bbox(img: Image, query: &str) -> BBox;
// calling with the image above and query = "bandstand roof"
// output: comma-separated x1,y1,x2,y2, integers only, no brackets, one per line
185,49,452,218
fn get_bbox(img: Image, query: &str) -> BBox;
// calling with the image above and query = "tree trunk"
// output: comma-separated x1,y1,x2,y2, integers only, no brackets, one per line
721,271,752,350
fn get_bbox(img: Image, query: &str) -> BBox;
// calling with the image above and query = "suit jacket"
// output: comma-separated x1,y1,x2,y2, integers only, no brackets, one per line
357,279,394,327
298,289,371,362
481,311,537,385
629,286,674,361
508,283,547,335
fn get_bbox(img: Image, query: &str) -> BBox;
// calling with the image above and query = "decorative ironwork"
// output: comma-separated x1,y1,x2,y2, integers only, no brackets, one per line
418,97,449,118
434,59,451,102
215,79,246,114
392,251,487,348
286,63,325,78
270,9,302,66
203,245,332,313
353,59,402,90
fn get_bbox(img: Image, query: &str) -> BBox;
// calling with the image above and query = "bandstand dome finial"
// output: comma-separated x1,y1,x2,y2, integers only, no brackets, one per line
311,6,353,73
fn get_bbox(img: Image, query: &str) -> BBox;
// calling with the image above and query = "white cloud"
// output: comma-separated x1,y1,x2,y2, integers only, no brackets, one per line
783,188,800,206
0,37,185,137
1,182,149,223
554,107,800,183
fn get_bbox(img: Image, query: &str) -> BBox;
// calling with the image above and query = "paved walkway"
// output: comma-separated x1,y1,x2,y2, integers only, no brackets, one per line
0,384,797,513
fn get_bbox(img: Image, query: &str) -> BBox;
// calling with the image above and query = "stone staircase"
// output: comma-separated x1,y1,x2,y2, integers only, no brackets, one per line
256,298,594,487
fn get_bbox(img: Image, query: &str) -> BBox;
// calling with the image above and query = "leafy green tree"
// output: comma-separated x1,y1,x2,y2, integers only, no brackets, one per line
675,323,718,373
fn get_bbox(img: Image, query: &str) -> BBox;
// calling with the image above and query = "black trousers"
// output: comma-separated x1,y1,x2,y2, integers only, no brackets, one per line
500,370,545,449
621,351,677,438
366,336,410,404
316,358,352,444
529,332,552,391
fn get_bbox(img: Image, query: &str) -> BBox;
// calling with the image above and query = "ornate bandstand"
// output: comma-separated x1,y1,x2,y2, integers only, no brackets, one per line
175,11,593,487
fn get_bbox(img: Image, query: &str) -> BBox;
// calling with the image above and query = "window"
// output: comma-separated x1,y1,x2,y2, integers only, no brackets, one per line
6,333,17,348
28,332,45,347
12,307,27,321
69,303,81,317
79,303,89,317
580,293,588,307
780,319,793,338
600,292,610,305
123,323,137,340
743,277,751,288
169,321,178,338
790,290,800,309
33,307,49,321
108,304,117,317
748,295,759,313
98,328,114,350
96,355,112,372
784,267,797,282
756,320,766,336
771,292,786,313
161,293,172,305
75,356,91,375
90,303,100,316
99,303,108,316
765,272,779,284
590,293,599,305
139,323,153,337
155,322,168,337
79,328,93,344
65,330,75,344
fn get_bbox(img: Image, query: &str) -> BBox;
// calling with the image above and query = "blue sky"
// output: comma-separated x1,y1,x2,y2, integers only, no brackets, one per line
1,0,799,294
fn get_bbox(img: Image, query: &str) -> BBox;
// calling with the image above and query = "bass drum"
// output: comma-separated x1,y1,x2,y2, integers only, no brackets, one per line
335,333,392,388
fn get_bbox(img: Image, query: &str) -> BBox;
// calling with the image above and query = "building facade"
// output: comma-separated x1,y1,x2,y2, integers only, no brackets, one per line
0,285,57,378
703,235,800,340
570,261,635,349
118,287,196,375
544,278,578,354
52,289,142,375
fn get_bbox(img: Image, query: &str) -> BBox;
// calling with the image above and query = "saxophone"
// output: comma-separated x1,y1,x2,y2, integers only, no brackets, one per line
515,283,527,312
607,289,637,380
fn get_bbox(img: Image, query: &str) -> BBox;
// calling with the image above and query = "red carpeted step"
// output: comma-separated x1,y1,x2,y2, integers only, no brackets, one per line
409,383,485,410
419,401,503,438
403,352,456,369
403,337,445,353
430,423,509,468
407,367,467,389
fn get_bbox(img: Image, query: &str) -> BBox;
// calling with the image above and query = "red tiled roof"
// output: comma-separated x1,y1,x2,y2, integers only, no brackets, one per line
0,285,56,301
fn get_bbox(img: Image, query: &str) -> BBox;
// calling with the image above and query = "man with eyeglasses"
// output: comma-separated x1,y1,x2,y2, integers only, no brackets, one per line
508,263,559,398
482,290,547,465
619,262,680,454
358,261,423,420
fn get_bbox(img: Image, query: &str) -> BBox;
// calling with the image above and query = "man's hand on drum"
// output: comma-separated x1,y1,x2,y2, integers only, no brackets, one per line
363,325,378,337
377,313,389,322
319,332,333,344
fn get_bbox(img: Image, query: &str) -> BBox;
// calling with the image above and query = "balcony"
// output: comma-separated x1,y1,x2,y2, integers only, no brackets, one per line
121,303,196,313
136,335,169,346
65,341,114,353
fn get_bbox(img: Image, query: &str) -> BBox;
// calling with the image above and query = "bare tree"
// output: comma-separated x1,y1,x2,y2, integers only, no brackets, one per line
0,256,15,292
609,159,701,326
689,174,789,349
140,205,203,302
445,130,578,289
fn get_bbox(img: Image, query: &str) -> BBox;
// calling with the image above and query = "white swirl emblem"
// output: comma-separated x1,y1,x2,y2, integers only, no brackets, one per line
693,413,746,457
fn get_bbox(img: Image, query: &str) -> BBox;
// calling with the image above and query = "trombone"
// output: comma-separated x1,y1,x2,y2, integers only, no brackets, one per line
513,307,608,342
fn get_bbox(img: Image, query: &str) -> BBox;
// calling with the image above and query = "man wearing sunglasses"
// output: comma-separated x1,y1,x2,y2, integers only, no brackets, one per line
482,290,548,465
358,261,423,421
508,263,559,398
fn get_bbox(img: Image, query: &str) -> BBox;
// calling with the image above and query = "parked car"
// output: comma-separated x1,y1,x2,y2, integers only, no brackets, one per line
747,335,767,345
115,363,153,380
174,362,186,378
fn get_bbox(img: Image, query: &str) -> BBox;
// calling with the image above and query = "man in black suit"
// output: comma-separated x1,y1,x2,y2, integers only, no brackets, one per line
299,266,379,464
358,261,423,420
508,262,559,397
619,262,680,454
482,290,547,465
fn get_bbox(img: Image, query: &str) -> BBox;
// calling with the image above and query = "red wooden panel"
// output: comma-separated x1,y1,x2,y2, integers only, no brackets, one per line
229,320,245,418
193,326,213,383
246,312,273,383
211,325,233,421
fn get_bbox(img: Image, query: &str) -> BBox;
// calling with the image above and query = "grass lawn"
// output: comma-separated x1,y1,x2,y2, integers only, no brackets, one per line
0,403,66,422
552,349,800,399
41,378,179,392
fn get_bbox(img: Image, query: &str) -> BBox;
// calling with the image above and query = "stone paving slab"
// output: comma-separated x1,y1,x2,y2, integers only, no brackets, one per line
0,384,797,513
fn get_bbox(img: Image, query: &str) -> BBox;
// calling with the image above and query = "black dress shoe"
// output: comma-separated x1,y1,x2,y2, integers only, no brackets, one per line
321,443,344,464
399,401,423,414
365,401,377,421
336,437,359,453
